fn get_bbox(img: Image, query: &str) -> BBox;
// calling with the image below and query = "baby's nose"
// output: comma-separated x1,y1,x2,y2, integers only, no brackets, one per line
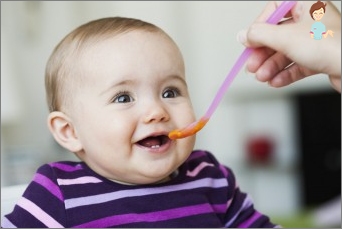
143,102,170,123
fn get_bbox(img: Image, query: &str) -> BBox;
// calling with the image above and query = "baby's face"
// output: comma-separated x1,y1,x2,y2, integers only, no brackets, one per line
68,30,196,184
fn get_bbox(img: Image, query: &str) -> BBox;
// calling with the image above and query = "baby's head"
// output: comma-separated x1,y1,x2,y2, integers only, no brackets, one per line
45,17,196,185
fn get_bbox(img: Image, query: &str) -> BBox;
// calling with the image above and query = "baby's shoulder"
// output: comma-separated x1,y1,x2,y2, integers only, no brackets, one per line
36,161,87,178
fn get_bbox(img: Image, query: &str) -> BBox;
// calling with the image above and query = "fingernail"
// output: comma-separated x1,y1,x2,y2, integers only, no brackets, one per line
237,29,247,44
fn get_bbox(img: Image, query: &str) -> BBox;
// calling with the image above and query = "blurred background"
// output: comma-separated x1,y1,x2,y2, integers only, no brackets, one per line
1,1,341,227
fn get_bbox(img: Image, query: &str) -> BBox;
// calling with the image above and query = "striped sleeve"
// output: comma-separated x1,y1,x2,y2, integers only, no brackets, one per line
220,165,278,228
191,151,278,227
2,164,67,228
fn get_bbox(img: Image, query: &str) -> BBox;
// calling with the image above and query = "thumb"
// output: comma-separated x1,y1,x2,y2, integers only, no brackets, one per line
237,23,302,55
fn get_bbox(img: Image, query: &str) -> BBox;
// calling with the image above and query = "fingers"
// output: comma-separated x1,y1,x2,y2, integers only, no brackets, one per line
246,43,318,88
268,63,305,87
245,47,275,74
254,52,293,82
237,23,281,48
239,22,303,56
267,63,316,88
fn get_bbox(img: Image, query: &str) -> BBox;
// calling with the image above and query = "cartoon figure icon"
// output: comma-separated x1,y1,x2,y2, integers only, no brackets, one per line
310,1,334,40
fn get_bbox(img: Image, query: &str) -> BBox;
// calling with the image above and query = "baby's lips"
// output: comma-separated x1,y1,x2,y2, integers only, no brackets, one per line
138,136,162,148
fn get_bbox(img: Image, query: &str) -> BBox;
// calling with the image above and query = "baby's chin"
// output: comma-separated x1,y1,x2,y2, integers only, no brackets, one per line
137,169,179,185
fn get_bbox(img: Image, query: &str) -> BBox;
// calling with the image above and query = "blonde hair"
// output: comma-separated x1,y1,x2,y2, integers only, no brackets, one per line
45,17,168,112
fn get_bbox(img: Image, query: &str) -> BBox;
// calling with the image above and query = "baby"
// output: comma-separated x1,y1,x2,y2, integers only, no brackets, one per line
2,17,278,228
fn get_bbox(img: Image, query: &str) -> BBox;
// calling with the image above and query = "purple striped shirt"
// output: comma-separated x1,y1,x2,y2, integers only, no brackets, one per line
2,150,277,228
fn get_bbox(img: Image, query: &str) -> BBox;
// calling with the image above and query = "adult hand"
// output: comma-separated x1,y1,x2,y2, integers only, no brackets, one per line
237,1,341,92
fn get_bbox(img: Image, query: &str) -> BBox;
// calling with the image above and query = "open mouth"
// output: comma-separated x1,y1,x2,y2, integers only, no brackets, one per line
137,135,170,149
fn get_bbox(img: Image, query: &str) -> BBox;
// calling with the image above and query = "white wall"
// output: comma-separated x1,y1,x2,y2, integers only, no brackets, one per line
1,1,340,217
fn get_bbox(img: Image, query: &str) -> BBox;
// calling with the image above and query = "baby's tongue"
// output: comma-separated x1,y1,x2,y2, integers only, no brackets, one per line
139,137,161,148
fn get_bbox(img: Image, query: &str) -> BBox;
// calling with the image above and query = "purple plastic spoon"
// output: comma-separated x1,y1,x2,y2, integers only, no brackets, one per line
169,1,297,140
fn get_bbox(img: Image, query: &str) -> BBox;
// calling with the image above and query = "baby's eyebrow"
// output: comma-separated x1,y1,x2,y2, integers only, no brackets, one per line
100,75,187,96
166,75,188,87
100,79,135,96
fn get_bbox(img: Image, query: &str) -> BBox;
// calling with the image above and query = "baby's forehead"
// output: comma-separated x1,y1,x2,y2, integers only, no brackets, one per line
80,30,181,60
75,30,174,59
74,29,184,77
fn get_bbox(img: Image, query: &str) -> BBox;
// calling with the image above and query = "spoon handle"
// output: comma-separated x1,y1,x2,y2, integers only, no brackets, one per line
204,1,297,119
168,1,297,140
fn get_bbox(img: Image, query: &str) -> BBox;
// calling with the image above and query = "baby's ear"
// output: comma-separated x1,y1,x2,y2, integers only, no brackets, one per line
47,111,83,153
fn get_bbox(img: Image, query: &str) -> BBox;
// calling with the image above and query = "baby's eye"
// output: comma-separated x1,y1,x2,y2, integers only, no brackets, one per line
162,88,180,98
112,92,134,103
